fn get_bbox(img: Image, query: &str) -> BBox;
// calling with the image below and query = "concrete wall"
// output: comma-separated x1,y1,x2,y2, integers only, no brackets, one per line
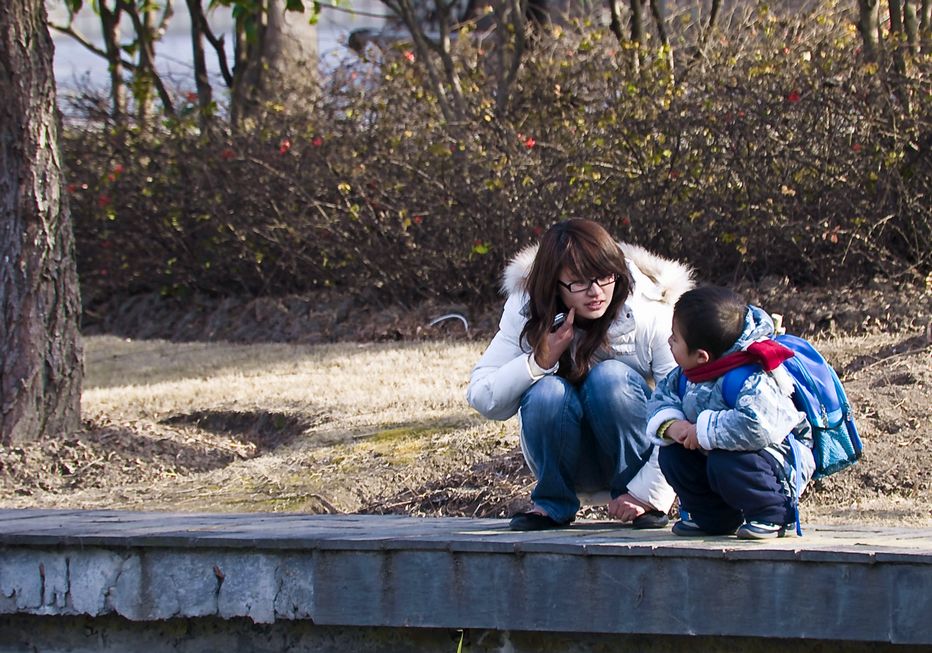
2,510,931,652
3,614,931,653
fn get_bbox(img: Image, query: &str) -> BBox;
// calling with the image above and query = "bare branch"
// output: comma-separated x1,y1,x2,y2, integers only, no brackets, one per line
494,0,526,118
116,0,176,117
608,1,625,45
382,0,459,122
48,22,138,70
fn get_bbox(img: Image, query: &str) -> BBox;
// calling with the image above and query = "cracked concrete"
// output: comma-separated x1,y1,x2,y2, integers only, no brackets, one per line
1,547,317,625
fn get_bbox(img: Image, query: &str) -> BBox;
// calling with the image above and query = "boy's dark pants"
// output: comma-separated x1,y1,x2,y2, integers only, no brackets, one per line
659,445,794,534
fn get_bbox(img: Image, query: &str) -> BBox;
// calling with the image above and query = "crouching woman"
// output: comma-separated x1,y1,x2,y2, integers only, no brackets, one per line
466,219,693,531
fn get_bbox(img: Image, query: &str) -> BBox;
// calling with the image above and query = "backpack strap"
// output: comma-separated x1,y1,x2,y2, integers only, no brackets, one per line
720,364,760,408
786,434,805,536
677,363,759,408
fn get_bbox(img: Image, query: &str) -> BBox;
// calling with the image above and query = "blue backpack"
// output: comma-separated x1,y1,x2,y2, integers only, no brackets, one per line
677,333,863,479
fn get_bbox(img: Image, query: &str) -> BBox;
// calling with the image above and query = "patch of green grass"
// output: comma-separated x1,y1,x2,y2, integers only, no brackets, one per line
370,425,446,443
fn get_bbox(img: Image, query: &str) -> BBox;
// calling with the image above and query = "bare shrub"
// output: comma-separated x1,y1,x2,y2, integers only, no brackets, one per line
64,2,930,310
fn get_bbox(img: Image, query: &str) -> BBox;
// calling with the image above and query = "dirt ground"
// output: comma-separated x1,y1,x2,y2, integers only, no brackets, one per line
1,280,930,526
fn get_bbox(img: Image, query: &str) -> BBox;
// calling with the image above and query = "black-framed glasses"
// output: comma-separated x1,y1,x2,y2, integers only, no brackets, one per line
557,274,618,294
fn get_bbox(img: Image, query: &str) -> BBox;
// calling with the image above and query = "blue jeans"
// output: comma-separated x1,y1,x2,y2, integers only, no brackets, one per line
518,359,654,524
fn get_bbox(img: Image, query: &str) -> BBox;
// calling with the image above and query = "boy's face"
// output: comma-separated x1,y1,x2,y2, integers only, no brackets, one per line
669,318,710,370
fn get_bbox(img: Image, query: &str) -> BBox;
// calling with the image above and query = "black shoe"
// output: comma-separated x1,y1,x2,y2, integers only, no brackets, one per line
632,509,670,530
509,511,565,531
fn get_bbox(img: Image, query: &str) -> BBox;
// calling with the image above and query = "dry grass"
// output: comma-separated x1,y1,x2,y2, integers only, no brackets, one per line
84,336,477,427
1,332,929,527
10,335,512,514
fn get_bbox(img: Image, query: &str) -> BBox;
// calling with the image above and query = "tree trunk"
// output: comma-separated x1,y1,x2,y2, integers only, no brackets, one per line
99,1,124,119
629,0,647,74
0,0,83,444
117,0,176,123
630,0,646,46
889,0,908,73
608,0,625,44
231,0,319,126
857,0,882,62
186,0,213,129
261,0,319,107
921,0,932,54
903,0,919,54
650,0,673,79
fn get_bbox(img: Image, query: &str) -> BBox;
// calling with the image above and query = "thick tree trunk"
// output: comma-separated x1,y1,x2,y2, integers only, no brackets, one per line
231,0,319,126
0,0,83,444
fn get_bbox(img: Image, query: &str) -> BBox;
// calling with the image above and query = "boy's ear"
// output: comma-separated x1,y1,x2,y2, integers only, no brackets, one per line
696,349,711,364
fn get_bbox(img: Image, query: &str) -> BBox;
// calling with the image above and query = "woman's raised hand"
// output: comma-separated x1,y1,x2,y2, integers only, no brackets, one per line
535,308,575,370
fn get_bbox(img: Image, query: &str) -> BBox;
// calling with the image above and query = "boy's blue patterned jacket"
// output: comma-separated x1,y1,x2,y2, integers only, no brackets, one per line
646,305,816,489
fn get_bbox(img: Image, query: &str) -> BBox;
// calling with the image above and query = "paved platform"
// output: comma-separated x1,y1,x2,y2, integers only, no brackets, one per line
1,509,930,647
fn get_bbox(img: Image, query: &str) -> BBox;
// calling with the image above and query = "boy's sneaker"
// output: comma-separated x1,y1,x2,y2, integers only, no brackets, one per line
736,521,795,540
671,519,707,537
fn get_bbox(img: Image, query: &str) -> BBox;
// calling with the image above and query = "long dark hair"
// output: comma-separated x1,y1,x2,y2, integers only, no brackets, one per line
521,219,632,383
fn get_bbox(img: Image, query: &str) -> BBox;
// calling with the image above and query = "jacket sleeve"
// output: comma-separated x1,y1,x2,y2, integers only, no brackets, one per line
466,294,541,421
626,447,677,513
645,367,686,445
695,369,803,451
623,366,681,512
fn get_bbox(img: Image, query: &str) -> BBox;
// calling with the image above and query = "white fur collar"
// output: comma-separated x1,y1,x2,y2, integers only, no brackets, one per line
500,241,693,306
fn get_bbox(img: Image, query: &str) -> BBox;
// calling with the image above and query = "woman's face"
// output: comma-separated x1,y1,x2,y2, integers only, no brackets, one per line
557,267,616,321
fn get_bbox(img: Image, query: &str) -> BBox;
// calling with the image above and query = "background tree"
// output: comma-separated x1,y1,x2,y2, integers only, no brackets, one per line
52,0,177,123
1,0,83,444
226,0,320,127
51,0,319,128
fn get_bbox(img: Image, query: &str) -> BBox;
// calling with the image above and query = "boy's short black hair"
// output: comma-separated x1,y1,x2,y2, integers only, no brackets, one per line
673,286,748,359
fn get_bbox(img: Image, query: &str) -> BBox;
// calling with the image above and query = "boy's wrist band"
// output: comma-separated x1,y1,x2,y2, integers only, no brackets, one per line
656,419,677,439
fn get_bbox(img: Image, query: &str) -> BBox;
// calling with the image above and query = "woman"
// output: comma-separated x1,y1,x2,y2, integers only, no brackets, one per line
466,219,693,530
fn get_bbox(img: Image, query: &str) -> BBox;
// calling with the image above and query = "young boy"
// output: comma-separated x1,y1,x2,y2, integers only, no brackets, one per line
646,286,816,539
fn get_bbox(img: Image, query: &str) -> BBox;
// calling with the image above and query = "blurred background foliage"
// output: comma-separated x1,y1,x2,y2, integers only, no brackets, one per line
60,0,930,311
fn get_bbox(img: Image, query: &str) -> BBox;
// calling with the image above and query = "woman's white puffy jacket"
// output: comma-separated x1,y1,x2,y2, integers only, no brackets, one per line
466,242,694,511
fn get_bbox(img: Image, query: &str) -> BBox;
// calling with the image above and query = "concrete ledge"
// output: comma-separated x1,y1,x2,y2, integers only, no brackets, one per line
1,509,930,647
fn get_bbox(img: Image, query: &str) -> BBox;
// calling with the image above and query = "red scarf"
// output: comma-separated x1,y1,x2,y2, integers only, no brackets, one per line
684,339,795,383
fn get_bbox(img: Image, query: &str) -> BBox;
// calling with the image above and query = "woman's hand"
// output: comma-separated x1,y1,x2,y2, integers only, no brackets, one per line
534,308,575,370
607,492,650,522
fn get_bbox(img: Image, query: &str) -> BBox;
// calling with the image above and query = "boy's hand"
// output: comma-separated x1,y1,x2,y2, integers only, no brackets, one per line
681,425,701,450
535,308,576,370
665,419,691,443
667,420,702,450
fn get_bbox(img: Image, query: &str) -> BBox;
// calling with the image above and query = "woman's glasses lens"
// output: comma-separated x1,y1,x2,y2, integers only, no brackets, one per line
564,274,617,293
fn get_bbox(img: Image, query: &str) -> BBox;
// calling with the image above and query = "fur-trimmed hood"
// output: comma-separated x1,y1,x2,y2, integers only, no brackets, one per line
500,241,694,306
